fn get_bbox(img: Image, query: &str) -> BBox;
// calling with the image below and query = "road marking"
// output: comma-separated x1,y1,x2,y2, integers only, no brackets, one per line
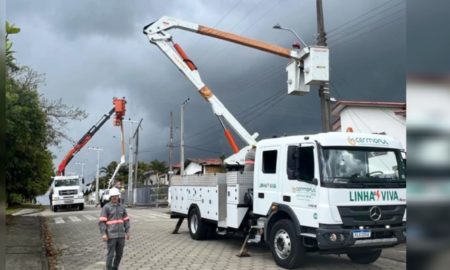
83,215,97,221
148,212,169,218
54,217,65,224
68,216,81,222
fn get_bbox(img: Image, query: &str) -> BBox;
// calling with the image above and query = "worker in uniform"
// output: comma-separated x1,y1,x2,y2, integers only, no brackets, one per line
98,188,130,270
114,180,125,203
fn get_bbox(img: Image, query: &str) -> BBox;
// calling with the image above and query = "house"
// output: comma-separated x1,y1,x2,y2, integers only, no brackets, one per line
331,100,406,150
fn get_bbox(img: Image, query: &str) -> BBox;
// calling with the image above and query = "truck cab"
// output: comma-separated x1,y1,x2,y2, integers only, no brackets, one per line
51,175,85,211
253,132,406,266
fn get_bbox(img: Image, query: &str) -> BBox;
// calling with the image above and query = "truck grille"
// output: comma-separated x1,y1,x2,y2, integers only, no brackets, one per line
337,205,405,227
59,190,77,196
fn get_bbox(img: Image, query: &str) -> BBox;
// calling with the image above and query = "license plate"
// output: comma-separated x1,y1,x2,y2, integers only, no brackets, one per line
352,230,371,239
64,199,74,204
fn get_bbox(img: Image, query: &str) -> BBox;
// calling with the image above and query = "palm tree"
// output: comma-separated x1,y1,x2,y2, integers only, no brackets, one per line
149,160,168,185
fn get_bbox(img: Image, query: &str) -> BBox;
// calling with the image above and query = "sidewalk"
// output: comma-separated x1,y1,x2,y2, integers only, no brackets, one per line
5,214,48,269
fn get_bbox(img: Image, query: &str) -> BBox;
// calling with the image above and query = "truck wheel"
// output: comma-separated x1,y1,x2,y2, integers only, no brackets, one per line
188,207,208,240
269,219,305,269
79,204,84,211
347,249,382,264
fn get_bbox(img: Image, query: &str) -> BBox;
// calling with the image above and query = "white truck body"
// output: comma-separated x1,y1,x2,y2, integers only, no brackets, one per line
51,175,85,211
170,132,406,256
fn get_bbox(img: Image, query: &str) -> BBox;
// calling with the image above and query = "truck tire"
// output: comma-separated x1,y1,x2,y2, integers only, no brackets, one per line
269,219,305,269
347,249,382,264
188,207,208,240
79,204,84,211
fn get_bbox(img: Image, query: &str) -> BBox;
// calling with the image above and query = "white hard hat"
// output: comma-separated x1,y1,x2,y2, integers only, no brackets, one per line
109,188,121,197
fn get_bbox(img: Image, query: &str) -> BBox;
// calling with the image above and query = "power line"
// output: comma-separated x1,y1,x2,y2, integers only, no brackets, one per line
326,0,402,38
331,15,403,48
189,0,244,50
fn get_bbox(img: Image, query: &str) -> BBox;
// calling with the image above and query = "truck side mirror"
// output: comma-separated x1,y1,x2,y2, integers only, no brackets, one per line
82,178,85,184
310,178,318,185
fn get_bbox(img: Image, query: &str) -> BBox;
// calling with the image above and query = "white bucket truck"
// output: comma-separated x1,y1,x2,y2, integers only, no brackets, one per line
143,16,406,268
170,132,406,268
51,175,85,212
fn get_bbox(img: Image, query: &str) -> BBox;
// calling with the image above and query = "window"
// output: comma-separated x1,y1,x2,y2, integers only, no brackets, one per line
322,147,406,185
299,147,314,181
287,146,315,181
262,150,278,174
287,146,298,180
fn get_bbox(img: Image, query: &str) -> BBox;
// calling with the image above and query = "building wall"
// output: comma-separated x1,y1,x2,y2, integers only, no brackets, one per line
205,165,224,174
340,107,406,150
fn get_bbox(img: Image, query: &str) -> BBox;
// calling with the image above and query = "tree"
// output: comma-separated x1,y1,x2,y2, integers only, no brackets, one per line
136,161,151,185
5,66,53,204
5,21,20,71
5,22,88,205
99,161,128,188
41,97,88,147
148,159,168,185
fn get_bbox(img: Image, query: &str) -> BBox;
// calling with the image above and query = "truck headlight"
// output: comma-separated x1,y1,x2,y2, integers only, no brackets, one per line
52,196,59,201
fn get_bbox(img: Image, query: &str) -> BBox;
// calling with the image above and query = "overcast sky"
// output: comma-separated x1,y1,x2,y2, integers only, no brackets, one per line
7,0,405,183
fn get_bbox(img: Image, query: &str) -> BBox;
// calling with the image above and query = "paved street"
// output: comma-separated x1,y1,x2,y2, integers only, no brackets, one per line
37,205,405,270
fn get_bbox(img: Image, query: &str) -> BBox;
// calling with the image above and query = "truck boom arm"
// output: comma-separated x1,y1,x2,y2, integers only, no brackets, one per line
143,16,304,150
143,16,302,60
56,98,126,176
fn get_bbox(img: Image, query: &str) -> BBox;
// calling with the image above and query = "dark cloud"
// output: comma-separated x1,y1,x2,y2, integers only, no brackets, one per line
6,0,405,180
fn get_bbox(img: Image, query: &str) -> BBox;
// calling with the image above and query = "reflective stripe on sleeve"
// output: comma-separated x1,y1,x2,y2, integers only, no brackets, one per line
99,217,108,221
106,219,124,225
123,216,130,221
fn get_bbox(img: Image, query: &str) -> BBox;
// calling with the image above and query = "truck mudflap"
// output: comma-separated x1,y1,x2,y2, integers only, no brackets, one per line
316,223,406,251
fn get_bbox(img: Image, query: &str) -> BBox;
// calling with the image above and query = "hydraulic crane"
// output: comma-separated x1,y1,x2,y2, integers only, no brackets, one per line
143,16,328,165
56,97,126,176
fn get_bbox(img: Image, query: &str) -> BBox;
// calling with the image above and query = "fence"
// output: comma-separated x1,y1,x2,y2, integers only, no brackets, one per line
121,185,169,207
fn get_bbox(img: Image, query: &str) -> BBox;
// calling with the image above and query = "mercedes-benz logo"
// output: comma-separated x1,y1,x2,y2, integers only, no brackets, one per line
369,206,382,221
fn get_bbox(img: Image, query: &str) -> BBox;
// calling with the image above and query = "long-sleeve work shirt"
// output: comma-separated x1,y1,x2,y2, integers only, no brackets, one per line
98,202,130,238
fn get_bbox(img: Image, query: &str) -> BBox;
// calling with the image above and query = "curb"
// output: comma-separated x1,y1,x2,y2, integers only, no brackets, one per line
11,207,45,216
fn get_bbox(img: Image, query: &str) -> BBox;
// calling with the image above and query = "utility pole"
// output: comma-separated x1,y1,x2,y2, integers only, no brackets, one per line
168,111,174,184
123,119,138,207
180,98,190,176
316,0,331,132
132,118,143,206
88,146,103,204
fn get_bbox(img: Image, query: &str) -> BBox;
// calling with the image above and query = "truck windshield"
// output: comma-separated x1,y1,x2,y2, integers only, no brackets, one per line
55,178,79,187
322,147,406,187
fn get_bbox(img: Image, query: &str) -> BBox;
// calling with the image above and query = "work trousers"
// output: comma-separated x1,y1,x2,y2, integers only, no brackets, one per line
106,237,125,270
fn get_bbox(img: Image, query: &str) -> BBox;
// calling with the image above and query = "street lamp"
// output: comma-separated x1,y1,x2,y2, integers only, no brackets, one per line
273,23,307,48
180,98,190,176
88,146,103,204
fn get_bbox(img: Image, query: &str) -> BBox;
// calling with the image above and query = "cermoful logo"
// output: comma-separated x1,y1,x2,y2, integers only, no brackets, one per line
349,190,399,202
347,136,389,146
